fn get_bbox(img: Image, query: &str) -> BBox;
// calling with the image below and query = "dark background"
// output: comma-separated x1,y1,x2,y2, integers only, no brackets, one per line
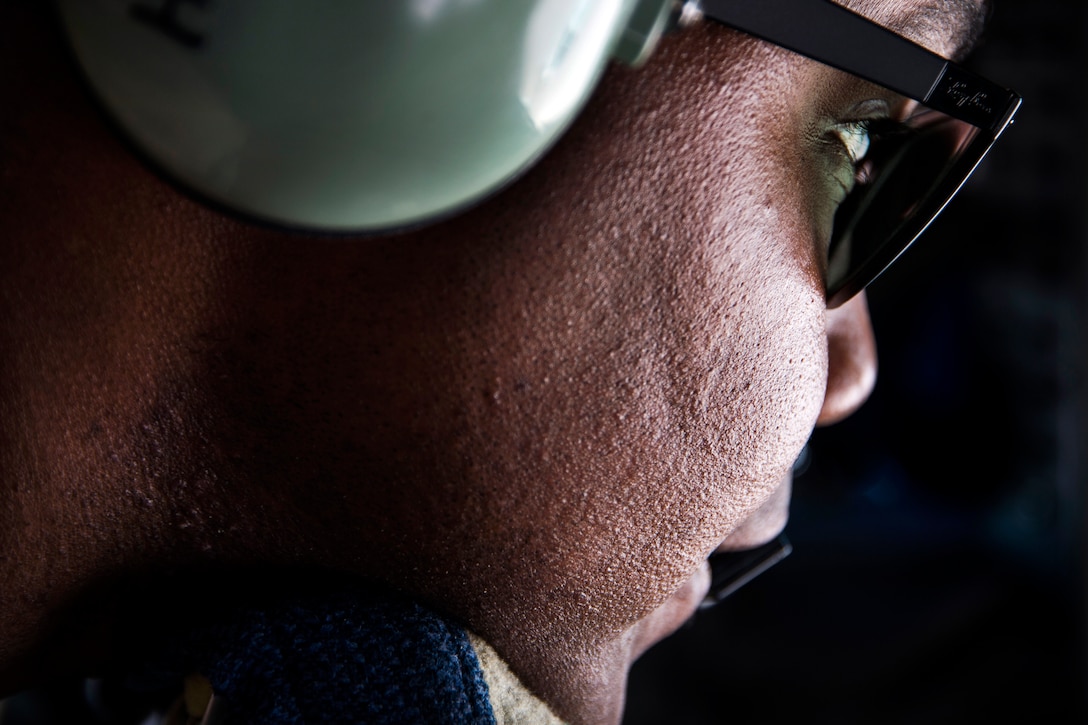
625,1,1088,723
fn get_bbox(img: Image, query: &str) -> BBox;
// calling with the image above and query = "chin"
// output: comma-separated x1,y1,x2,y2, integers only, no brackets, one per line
628,560,713,660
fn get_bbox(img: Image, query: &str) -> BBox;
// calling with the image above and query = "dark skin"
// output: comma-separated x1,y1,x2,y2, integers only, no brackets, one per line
1,1,987,722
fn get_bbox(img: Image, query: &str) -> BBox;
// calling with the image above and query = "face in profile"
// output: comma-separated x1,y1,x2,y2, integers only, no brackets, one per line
0,0,996,723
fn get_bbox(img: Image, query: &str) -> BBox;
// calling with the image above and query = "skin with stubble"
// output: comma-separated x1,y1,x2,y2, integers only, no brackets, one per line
0,1,985,723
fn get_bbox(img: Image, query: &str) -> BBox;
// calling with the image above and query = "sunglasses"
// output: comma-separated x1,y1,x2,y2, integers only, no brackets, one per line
701,533,793,609
691,0,1022,308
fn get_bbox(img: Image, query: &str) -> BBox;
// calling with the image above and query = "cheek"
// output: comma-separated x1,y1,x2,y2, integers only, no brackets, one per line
379,29,837,645
436,60,833,620
437,188,831,640
642,217,829,551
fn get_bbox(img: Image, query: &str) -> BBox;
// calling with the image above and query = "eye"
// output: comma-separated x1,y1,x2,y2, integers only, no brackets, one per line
833,120,872,166
829,118,912,190
824,119,877,201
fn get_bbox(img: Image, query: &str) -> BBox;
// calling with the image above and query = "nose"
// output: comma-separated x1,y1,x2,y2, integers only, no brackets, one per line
817,291,878,426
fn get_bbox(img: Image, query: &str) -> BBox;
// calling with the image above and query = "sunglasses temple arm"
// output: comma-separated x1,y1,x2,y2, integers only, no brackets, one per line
700,533,793,609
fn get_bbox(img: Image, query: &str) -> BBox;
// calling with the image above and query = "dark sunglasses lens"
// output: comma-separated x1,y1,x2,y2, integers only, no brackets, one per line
826,111,982,304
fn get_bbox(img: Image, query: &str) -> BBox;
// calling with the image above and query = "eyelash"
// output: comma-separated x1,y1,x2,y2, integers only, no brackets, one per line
833,118,912,185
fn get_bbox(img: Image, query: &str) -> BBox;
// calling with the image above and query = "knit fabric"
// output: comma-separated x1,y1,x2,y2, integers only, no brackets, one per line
141,582,497,724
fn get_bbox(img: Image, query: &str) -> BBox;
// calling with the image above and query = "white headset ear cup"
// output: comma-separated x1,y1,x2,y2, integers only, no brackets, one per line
56,0,664,233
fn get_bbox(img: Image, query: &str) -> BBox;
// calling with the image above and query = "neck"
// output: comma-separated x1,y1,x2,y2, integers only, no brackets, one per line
0,369,242,694
0,191,283,697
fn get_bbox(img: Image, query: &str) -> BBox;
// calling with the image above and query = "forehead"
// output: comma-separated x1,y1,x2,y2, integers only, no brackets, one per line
842,0,990,59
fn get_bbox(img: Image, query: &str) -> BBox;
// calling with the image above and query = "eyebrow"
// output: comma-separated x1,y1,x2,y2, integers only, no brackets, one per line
877,0,993,61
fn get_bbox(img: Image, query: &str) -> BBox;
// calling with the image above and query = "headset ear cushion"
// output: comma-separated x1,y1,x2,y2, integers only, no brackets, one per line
55,0,662,233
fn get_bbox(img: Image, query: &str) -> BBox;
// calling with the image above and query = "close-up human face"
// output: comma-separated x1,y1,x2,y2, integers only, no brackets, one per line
363,1,986,719
0,0,1010,723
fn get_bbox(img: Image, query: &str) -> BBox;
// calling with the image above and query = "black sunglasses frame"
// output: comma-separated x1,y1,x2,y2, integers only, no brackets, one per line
701,533,793,609
695,0,1022,307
